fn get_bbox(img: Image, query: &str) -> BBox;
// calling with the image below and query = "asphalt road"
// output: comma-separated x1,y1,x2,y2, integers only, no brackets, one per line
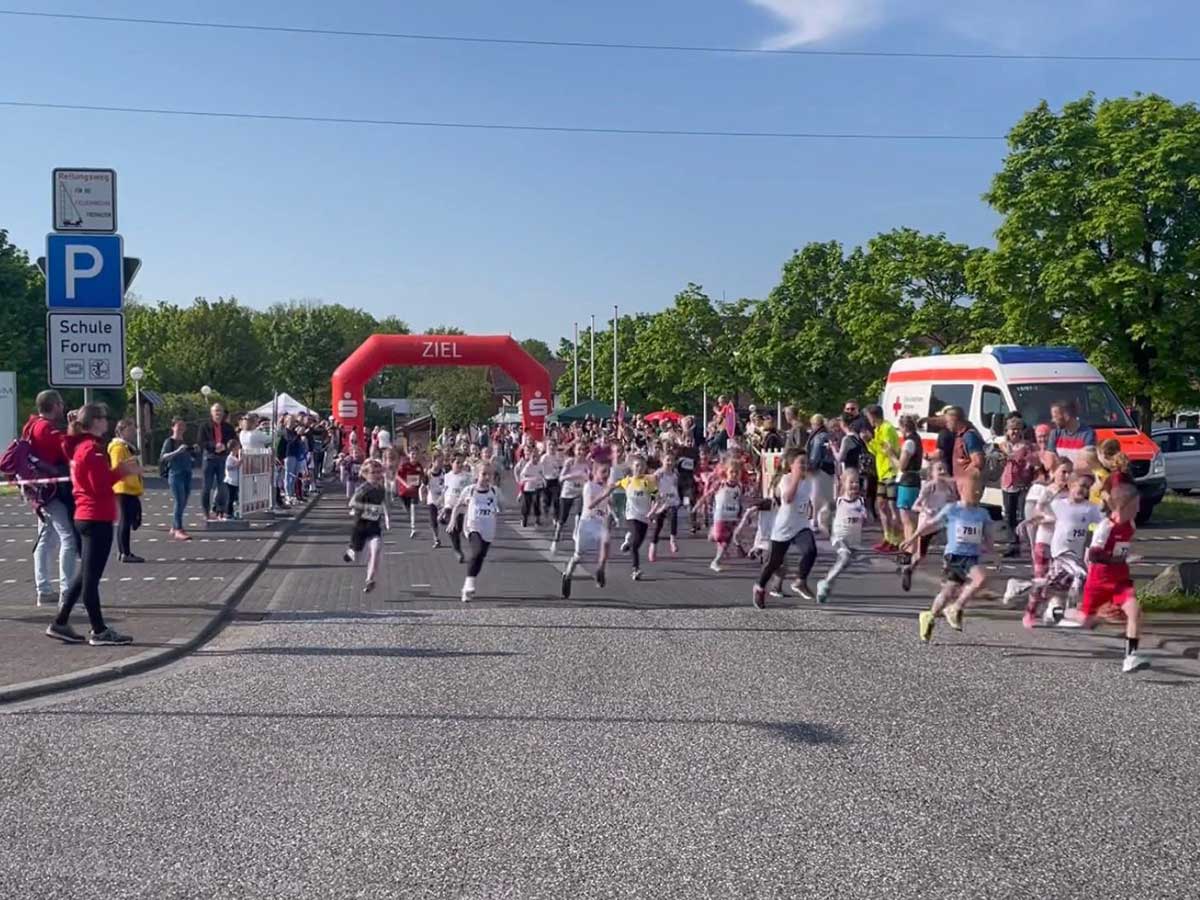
3,496,1199,899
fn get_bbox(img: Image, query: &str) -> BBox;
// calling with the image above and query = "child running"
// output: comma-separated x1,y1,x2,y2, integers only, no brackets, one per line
648,450,681,561
752,449,818,609
343,458,390,593
551,444,591,555
458,463,501,603
1063,483,1149,673
902,460,958,591
516,449,545,528
816,471,868,603
1026,470,1101,626
441,455,472,563
561,461,613,596
422,456,446,548
702,455,746,573
616,455,657,580
395,450,424,538
1000,460,1058,609
904,470,994,641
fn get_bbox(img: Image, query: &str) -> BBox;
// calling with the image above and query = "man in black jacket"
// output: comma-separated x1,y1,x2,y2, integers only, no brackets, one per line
197,403,237,521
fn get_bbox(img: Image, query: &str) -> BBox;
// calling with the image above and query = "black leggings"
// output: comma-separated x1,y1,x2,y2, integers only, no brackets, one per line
521,490,542,525
651,507,678,543
428,504,440,535
116,494,141,557
544,479,561,520
557,494,578,526
467,532,490,577
627,519,648,569
223,484,239,517
56,520,112,633
1003,490,1025,544
447,510,464,555
756,530,818,588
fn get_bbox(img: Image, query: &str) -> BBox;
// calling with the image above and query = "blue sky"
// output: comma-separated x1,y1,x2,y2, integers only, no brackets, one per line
2,0,1198,346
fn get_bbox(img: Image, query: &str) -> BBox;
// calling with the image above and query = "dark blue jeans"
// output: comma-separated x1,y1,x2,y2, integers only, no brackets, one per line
202,456,226,516
169,470,192,531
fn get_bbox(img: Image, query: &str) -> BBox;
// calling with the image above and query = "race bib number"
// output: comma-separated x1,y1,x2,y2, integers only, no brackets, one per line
955,522,983,546
1071,527,1090,542
679,458,695,470
361,504,383,522
1112,541,1131,560
406,475,421,488
475,506,493,517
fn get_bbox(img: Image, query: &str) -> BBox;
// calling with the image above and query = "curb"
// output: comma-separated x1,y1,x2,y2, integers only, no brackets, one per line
0,494,320,705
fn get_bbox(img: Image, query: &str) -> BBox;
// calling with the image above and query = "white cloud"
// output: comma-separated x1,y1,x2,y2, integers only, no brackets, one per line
747,0,884,48
747,0,1137,50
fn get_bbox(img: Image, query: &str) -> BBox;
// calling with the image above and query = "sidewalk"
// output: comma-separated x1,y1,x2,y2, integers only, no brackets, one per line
0,481,317,702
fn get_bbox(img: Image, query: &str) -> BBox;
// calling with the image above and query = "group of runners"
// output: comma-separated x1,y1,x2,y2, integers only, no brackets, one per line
328,397,1148,674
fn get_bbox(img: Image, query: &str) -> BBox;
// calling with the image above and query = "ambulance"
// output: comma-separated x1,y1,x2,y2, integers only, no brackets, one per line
882,346,1167,522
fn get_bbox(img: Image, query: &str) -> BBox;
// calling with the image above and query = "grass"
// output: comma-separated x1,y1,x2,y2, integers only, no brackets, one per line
1149,492,1200,526
1139,591,1200,614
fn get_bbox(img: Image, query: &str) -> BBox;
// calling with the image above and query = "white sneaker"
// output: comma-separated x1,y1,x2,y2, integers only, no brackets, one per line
461,577,476,603
1122,652,1149,674
620,535,631,552
1002,578,1026,607
1043,605,1063,626
631,569,643,581
709,560,722,573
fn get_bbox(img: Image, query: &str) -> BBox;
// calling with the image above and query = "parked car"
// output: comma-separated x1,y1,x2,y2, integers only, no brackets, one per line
1153,429,1200,493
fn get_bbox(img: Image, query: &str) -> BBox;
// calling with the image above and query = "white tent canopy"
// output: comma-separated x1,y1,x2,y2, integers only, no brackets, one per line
249,392,318,419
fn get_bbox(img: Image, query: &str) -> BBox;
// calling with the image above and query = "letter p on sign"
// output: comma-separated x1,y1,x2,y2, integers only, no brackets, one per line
65,245,103,300
45,234,125,310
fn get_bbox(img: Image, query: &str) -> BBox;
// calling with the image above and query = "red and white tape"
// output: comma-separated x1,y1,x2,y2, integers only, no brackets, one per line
5,476,71,486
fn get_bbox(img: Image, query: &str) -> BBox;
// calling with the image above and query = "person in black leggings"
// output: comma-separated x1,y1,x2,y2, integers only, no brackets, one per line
46,403,137,645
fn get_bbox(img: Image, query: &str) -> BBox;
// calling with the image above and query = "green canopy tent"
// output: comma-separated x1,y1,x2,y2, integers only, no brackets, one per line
548,399,614,423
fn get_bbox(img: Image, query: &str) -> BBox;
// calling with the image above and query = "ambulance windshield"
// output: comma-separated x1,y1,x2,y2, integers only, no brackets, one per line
1008,382,1134,429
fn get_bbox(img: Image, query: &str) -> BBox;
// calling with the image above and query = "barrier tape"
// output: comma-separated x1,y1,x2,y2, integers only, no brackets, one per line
5,476,72,486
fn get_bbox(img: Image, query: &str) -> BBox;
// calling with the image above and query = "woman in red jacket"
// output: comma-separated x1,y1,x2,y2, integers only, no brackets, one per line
46,404,140,646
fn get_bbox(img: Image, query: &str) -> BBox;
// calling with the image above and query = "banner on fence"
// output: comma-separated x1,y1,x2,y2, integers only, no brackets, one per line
240,447,273,517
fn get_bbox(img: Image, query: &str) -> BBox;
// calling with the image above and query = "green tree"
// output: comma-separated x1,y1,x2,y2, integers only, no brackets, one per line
981,93,1200,428
555,314,653,412
519,338,555,364
254,301,349,412
414,367,492,428
739,242,863,414
0,230,48,418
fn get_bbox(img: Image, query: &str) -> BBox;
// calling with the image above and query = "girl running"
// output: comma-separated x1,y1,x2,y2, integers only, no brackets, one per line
648,450,681,561
551,444,591,555
441,455,472,563
541,439,565,523
902,460,957,592
703,455,746,573
515,449,545,528
816,471,868,603
616,455,656,580
395,450,424,538
1025,469,1101,625
343,458,390,594
458,463,501,603
752,449,817,608
422,456,446,548
561,462,615,597
1005,458,1072,618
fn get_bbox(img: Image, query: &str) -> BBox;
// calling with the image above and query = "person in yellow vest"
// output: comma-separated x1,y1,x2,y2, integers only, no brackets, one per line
109,418,145,563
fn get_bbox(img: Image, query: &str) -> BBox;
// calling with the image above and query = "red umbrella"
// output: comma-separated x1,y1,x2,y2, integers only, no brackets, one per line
644,410,682,424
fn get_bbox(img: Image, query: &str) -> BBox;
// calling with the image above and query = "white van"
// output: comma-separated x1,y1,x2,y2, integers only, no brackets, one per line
881,345,1166,521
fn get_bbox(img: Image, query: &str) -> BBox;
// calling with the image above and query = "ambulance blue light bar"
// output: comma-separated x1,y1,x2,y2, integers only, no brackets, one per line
985,346,1087,365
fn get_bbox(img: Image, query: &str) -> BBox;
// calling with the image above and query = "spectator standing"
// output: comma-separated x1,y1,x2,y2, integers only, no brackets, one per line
160,418,196,540
197,403,236,522
998,416,1034,557
783,406,808,450
943,406,986,477
109,418,145,563
46,403,138,645
760,416,784,452
841,400,867,435
24,390,78,607
1045,401,1097,470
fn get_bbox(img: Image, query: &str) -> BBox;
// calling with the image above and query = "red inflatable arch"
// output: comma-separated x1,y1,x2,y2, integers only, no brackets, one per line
331,334,552,444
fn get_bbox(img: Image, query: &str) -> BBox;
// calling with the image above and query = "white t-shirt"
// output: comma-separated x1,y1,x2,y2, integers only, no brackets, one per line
239,428,269,450
832,496,867,550
540,453,564,481
465,487,500,542
754,505,775,551
713,482,743,523
581,481,611,521
771,477,815,542
425,472,446,507
1033,487,1065,547
443,471,472,511
519,460,546,492
1050,497,1103,559
655,470,680,507
559,462,590,500
224,454,241,486
1024,483,1047,524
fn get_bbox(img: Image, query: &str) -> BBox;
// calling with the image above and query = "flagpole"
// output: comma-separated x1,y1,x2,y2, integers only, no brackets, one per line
612,305,619,415
589,314,596,400
573,321,579,406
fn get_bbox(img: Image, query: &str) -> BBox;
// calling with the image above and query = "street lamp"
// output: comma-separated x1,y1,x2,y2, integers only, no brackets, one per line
130,366,145,454
200,385,212,401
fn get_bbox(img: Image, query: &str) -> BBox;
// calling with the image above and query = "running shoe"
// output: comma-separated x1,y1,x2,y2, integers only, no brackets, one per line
45,622,85,644
1001,579,1024,606
1121,653,1150,674
752,585,766,610
769,580,785,598
1022,610,1037,630
561,571,572,599
1044,605,1064,626
620,535,631,552
119,553,146,564
432,539,441,549
791,581,815,602
900,566,913,593
709,560,723,573
943,606,963,631
36,592,57,608
409,529,417,539
631,569,643,581
342,549,355,563
816,580,831,604
363,580,375,594
669,537,678,555
918,610,935,642
88,627,133,646
647,544,656,563
595,567,607,588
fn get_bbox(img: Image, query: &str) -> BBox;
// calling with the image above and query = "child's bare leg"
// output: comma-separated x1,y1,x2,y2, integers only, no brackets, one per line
954,566,987,609
365,536,381,583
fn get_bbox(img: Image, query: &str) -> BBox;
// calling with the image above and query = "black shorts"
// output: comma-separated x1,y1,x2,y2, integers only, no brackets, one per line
941,554,979,585
397,495,416,511
350,519,383,551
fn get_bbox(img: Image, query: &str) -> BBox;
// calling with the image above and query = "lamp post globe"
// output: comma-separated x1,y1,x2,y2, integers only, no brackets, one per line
130,366,144,383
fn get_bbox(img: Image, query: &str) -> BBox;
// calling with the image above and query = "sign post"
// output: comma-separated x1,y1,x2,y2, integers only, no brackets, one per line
0,372,16,451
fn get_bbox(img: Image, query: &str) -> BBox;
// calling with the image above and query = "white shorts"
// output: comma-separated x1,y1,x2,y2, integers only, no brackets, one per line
573,518,608,558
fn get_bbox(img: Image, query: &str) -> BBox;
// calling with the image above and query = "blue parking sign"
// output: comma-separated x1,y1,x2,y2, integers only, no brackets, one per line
45,233,125,309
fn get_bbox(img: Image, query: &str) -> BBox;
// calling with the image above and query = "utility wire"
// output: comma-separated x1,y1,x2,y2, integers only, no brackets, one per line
1,9,1196,63
0,100,1007,141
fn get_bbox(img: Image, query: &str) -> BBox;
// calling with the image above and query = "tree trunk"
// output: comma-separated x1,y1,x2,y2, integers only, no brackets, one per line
1137,393,1153,435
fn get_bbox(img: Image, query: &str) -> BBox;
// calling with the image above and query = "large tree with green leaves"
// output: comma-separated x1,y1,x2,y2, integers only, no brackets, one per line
981,93,1200,427
254,301,352,412
0,230,48,417
415,367,492,428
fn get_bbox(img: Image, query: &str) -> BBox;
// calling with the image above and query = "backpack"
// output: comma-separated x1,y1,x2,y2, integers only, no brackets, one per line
0,421,61,510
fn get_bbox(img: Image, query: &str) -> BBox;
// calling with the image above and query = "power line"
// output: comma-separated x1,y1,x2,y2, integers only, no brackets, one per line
0,100,1007,141
1,8,1197,63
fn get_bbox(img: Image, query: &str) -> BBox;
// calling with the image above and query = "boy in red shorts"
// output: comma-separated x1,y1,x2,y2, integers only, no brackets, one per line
1064,483,1148,673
